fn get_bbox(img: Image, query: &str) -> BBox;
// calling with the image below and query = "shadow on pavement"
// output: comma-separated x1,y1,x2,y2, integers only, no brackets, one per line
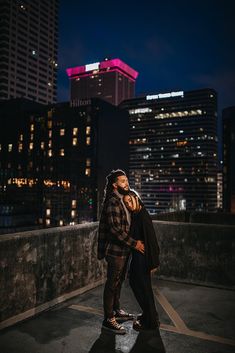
89,328,166,353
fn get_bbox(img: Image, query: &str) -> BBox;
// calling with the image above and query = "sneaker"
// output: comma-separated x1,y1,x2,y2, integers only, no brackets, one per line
102,317,126,334
115,309,134,321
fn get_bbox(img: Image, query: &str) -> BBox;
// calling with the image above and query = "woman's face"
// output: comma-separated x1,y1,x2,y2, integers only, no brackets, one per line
123,195,135,211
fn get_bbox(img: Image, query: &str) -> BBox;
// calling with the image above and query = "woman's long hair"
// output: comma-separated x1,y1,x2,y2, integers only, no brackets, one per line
102,169,126,206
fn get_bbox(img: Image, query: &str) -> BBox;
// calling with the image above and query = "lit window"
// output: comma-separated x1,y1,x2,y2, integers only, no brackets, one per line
60,129,65,136
18,143,23,152
49,130,52,138
30,124,34,132
59,220,63,226
48,121,52,128
19,134,23,141
86,137,91,145
86,126,91,135
29,143,33,150
46,209,51,216
41,142,45,149
8,144,13,152
46,219,50,226
60,149,65,156
72,200,77,208
71,210,76,218
85,168,91,176
86,158,91,166
48,140,52,148
72,138,77,146
48,150,52,157
73,127,78,136
48,82,52,87
32,50,37,56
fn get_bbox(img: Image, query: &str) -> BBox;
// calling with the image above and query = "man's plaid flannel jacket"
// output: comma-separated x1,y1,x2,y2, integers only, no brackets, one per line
97,192,137,259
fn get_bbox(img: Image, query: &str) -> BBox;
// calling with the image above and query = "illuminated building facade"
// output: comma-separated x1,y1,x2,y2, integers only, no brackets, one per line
0,0,58,104
223,106,235,213
0,98,128,229
120,89,218,213
67,58,138,106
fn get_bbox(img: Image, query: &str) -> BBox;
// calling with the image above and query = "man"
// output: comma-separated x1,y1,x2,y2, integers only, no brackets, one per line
98,169,144,334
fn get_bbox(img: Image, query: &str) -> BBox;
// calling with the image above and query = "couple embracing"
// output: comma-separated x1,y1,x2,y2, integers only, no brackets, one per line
97,169,160,334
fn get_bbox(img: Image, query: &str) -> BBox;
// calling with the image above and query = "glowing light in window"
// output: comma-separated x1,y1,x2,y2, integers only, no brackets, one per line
72,138,77,146
129,108,152,114
73,127,78,136
85,168,91,176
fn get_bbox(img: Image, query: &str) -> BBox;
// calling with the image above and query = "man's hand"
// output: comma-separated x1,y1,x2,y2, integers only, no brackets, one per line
135,240,145,254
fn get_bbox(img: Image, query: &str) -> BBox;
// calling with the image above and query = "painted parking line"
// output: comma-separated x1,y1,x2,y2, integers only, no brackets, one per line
69,304,103,316
153,286,235,347
69,289,235,347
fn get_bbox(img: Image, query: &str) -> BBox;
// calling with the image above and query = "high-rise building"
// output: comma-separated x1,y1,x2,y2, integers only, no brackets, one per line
222,106,235,213
0,98,129,229
67,58,138,106
0,0,59,104
120,89,218,213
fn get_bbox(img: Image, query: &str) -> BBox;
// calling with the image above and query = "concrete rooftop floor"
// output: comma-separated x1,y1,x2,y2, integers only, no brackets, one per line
0,278,235,353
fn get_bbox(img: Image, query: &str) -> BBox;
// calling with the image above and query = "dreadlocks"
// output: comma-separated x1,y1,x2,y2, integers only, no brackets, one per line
102,169,126,205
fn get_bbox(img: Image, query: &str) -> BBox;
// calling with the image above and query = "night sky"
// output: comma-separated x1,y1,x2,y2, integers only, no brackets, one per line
57,0,235,116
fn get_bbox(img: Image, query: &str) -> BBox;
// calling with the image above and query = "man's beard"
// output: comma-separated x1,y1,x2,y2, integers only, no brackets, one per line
117,185,130,195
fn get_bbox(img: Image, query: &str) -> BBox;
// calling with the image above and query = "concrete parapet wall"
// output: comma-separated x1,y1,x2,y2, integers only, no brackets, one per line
0,220,234,329
0,222,106,328
154,221,235,286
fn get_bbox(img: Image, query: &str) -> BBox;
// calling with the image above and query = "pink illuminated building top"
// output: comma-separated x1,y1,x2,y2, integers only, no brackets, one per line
66,58,139,81
67,58,138,106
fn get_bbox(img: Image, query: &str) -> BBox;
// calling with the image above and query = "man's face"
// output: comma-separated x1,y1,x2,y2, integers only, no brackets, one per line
113,175,130,195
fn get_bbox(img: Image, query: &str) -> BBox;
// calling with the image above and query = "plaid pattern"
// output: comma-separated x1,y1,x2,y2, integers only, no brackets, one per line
97,192,137,259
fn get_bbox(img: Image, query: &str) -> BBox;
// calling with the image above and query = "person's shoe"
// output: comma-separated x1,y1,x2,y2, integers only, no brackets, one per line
133,319,144,331
115,309,134,321
102,317,126,334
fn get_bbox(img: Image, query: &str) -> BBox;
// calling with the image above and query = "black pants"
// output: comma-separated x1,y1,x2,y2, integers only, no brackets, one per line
103,255,129,319
129,251,159,329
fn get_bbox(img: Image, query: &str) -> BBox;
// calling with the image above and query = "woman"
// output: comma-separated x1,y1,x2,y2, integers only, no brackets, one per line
123,191,160,331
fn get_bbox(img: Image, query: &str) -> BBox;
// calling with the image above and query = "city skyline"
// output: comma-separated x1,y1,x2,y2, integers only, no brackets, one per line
57,0,235,114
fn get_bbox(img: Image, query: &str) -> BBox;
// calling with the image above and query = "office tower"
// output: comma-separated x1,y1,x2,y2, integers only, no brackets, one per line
67,58,138,106
120,89,218,213
0,0,59,104
0,98,129,229
223,106,235,213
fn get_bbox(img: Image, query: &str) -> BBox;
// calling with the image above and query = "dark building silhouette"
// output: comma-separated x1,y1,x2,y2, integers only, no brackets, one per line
120,88,218,213
0,0,58,104
67,58,138,106
0,98,129,230
222,106,235,213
